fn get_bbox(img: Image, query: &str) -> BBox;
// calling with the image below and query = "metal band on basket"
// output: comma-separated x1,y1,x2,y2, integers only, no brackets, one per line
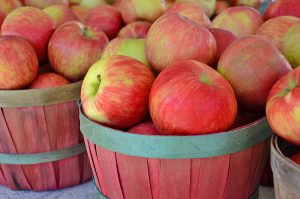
0,143,86,165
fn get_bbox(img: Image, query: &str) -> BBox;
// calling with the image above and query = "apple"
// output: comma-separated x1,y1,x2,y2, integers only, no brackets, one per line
256,16,300,53
218,36,292,112
0,11,6,27
211,6,263,38
113,0,166,24
215,0,230,15
48,21,109,81
84,5,123,39
43,4,78,27
291,153,300,165
232,0,261,9
128,122,160,135
166,2,211,27
24,0,69,9
102,37,151,70
263,0,300,21
81,55,155,129
146,13,216,73
266,67,300,145
80,0,107,8
149,60,237,135
1,6,55,63
0,36,38,90
117,21,151,39
175,0,216,17
70,5,90,22
283,22,300,68
0,0,22,14
29,73,70,89
208,28,236,66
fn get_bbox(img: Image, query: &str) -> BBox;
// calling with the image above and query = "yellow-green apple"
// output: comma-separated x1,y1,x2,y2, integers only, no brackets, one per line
80,0,107,8
218,36,292,112
215,0,230,15
283,22,300,68
266,67,300,145
113,0,166,24
102,37,151,69
212,6,263,38
29,72,70,89
48,21,109,81
256,16,300,53
0,11,6,27
117,21,151,39
81,55,155,129
149,60,237,135
263,0,300,21
1,6,55,63
0,36,38,89
43,4,78,27
0,0,22,14
292,153,300,164
175,0,216,17
84,5,123,39
128,122,160,135
70,5,90,22
24,0,69,8
166,2,211,27
208,28,236,67
146,13,216,73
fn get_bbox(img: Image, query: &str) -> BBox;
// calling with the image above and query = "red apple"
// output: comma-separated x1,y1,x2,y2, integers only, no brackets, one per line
70,5,90,22
218,36,292,112
175,0,216,17
24,0,69,9
283,22,300,68
84,5,123,39
149,60,237,135
0,0,22,14
215,0,230,15
212,6,263,38
29,72,70,89
208,28,236,66
146,13,216,72
266,67,300,145
0,11,6,27
43,4,78,27
166,2,211,27
117,21,151,39
263,0,300,21
1,6,55,63
48,21,109,81
256,16,300,53
0,36,38,89
113,0,166,24
128,122,160,135
291,153,300,165
81,55,155,129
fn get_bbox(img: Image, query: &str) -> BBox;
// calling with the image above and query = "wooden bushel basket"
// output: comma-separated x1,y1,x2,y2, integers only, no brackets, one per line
0,82,92,191
271,135,300,199
80,107,273,199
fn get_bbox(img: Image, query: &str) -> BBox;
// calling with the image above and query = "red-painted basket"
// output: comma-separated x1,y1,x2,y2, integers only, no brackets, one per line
80,108,273,199
0,82,92,191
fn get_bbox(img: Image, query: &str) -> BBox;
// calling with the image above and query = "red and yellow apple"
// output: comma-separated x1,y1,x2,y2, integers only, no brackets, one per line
29,72,70,89
166,2,211,27
113,0,166,24
0,0,22,14
149,60,237,135
215,0,230,15
146,13,216,72
84,5,123,39
175,0,216,17
80,0,107,8
117,21,151,39
283,22,300,68
256,16,300,53
266,67,300,145
81,55,155,129
232,0,261,9
24,0,69,9
0,11,6,27
128,122,160,135
48,21,109,81
43,4,78,27
70,5,90,22
263,0,300,21
212,6,263,38
1,6,55,63
218,36,292,112
0,36,38,89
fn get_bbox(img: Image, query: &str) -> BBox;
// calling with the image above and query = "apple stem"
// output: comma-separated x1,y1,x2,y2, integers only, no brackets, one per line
97,74,101,82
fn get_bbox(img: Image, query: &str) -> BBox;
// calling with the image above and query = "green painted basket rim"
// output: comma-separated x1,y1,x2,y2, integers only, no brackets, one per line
0,81,82,108
80,107,273,159
0,143,86,165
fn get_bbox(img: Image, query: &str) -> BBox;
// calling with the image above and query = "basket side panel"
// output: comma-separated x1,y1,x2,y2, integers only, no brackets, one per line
79,135,92,183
